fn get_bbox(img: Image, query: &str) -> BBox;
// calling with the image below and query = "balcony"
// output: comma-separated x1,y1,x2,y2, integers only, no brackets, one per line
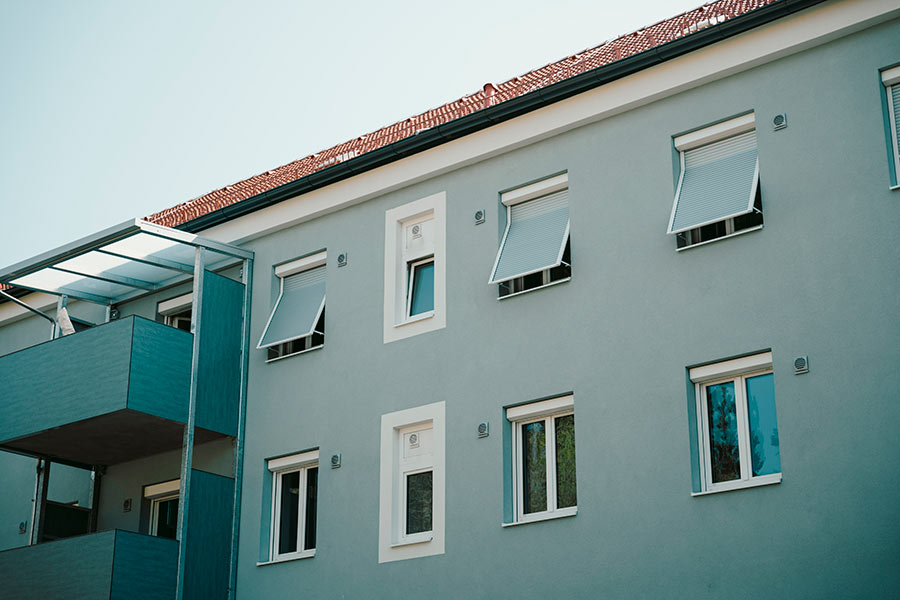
0,316,228,465
0,529,177,600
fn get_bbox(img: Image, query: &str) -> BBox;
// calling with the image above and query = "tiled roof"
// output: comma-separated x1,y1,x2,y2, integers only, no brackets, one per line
145,0,775,228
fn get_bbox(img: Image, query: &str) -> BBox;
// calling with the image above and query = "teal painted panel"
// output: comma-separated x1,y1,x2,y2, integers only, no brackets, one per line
127,317,192,423
684,370,701,493
196,271,244,436
183,469,234,600
257,460,273,562
0,530,115,599
110,530,178,600
0,319,133,443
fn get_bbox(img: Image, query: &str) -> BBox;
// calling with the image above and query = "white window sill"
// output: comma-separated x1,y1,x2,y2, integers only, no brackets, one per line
497,277,571,301
390,534,433,547
691,474,782,497
675,225,763,252
502,507,577,527
256,549,316,566
264,343,324,363
395,311,434,328
890,183,899,191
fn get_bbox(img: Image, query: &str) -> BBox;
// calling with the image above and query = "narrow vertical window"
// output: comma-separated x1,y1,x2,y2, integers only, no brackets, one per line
267,450,319,561
507,395,577,524
406,258,435,317
690,352,782,494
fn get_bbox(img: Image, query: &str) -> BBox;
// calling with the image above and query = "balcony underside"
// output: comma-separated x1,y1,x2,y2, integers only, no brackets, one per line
1,409,226,465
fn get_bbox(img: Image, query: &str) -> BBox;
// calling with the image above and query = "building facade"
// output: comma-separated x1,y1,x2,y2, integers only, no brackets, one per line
1,0,899,598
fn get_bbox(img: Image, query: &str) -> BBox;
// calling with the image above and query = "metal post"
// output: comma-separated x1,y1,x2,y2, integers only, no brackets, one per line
175,246,205,600
89,466,103,532
228,256,253,599
31,459,50,545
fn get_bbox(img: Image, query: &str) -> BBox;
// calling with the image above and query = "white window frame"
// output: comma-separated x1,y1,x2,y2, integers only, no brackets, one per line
378,402,445,563
260,251,326,362
267,449,319,562
669,113,763,249
505,395,577,526
405,256,435,320
881,65,900,190
490,173,571,298
690,352,782,496
144,479,180,538
383,193,446,344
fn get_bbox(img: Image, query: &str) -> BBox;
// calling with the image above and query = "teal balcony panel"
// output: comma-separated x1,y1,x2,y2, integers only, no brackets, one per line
0,529,177,600
181,469,235,600
0,316,224,465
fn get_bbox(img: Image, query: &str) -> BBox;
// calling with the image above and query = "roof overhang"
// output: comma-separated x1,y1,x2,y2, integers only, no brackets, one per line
0,219,252,305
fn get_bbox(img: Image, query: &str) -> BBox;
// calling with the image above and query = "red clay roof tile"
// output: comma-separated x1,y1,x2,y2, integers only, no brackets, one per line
134,0,776,229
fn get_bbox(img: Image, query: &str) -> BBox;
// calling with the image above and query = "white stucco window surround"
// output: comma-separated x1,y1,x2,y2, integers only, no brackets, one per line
378,402,445,563
383,192,446,344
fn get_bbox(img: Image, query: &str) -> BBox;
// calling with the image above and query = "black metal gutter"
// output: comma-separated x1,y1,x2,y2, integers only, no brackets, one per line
179,0,827,234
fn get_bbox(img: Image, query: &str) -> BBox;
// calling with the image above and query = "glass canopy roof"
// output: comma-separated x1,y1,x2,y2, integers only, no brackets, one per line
0,219,252,305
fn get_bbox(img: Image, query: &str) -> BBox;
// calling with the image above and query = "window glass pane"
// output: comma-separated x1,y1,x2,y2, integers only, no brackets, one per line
304,467,318,551
278,471,300,554
406,471,433,534
409,261,434,316
521,421,547,514
155,498,179,540
555,414,577,509
706,381,741,483
745,373,781,476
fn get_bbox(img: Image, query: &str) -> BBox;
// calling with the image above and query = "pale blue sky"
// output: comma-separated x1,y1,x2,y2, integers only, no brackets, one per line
1,0,701,267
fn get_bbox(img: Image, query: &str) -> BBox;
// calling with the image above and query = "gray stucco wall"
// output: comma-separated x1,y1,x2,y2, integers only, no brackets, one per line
235,19,900,599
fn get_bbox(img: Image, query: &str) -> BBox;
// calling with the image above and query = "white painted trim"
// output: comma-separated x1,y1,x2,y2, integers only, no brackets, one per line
405,256,435,319
378,401,445,563
256,549,316,566
263,342,324,363
673,113,756,151
274,251,327,278
144,478,180,499
268,449,319,472
157,293,192,315
383,192,446,344
506,394,574,421
881,64,900,86
500,173,569,207
691,474,781,496
689,351,772,383
194,1,900,249
501,507,577,527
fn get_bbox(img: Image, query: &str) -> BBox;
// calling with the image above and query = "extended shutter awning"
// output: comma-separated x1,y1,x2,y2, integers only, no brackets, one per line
257,263,325,349
488,188,570,284
667,126,759,235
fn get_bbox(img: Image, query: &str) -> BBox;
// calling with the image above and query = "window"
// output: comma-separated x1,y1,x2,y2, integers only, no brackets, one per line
690,351,781,494
505,395,576,525
383,193,446,344
144,479,180,540
258,252,326,361
158,292,192,332
267,450,318,561
668,113,763,249
378,402,445,563
489,173,570,297
881,65,900,189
